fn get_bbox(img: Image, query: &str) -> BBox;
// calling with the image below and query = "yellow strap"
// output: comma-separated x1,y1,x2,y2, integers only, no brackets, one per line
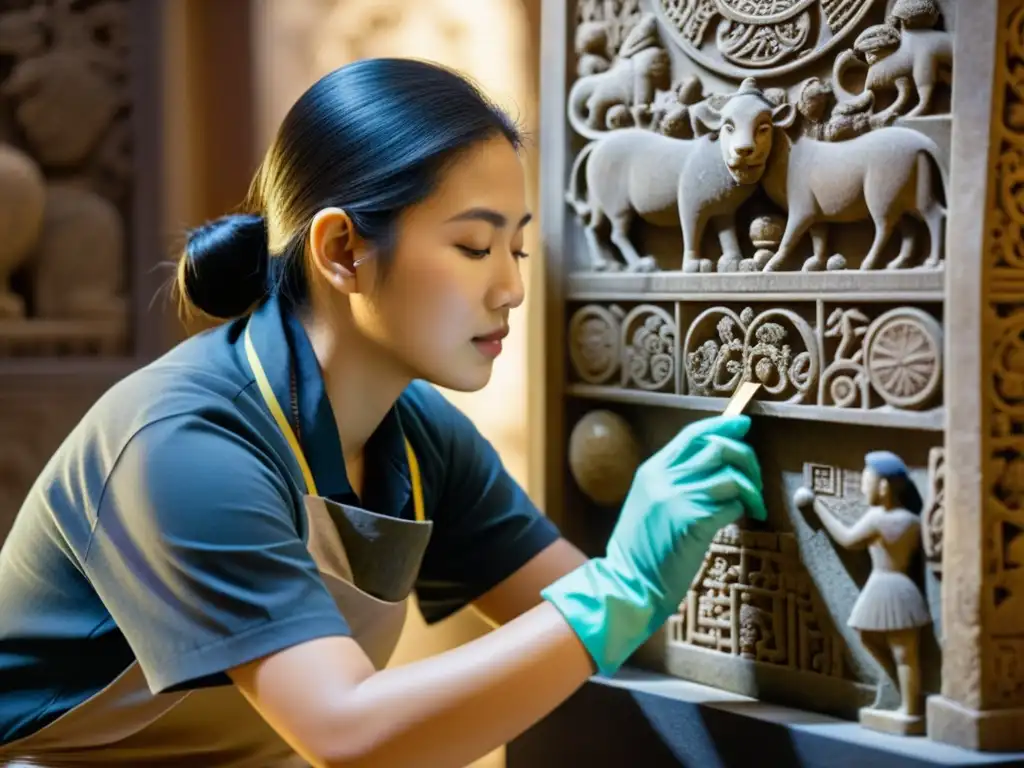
244,325,426,522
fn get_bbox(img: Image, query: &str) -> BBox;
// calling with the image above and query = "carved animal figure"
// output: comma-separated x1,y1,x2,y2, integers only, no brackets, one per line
567,13,671,140
832,20,952,121
566,79,796,273
759,126,947,271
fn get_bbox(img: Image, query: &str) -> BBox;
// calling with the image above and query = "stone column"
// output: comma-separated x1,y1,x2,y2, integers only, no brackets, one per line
928,0,1024,751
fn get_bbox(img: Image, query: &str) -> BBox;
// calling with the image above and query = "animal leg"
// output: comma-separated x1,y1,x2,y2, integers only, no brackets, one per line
887,218,917,270
861,215,897,270
582,206,621,272
763,214,813,272
876,77,913,123
716,218,743,272
802,224,829,271
680,200,712,273
922,204,945,268
907,84,934,118
609,212,656,272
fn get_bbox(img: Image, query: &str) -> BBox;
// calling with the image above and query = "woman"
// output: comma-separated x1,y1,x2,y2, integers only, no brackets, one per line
0,58,765,767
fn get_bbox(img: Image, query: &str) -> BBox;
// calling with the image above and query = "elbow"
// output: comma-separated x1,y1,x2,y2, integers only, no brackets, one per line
302,708,394,768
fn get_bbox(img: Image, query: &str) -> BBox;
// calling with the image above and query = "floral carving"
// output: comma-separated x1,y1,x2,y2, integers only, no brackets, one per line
684,306,817,403
620,304,676,391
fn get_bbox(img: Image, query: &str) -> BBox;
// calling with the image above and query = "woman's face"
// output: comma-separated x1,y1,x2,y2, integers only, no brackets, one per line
353,135,530,392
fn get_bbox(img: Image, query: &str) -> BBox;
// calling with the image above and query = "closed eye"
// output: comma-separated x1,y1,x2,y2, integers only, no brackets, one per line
457,245,530,260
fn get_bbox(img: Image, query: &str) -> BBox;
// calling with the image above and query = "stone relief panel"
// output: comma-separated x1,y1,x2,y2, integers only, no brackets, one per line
0,0,131,358
564,0,953,276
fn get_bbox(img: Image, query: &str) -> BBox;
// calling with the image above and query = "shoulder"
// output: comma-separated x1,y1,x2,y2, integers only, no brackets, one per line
37,324,298,532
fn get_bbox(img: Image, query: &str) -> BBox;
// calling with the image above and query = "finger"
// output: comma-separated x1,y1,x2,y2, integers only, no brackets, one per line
663,414,751,459
682,465,767,522
672,434,763,490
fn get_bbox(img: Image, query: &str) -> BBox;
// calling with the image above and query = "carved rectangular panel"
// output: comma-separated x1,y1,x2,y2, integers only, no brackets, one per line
550,0,960,742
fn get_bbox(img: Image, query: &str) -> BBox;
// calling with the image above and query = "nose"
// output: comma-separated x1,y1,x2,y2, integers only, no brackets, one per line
733,143,754,157
487,251,525,311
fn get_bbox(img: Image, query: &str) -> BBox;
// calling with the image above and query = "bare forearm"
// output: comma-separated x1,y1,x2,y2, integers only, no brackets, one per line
333,601,593,768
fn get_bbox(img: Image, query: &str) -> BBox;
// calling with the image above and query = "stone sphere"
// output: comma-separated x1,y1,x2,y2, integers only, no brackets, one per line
568,410,642,506
749,215,785,248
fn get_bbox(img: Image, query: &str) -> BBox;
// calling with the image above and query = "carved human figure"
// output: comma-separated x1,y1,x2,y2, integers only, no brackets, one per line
567,13,672,139
565,78,796,273
794,451,931,734
832,0,952,122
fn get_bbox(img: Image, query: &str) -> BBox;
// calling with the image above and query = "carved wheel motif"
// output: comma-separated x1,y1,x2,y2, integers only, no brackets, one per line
568,304,623,385
655,0,877,78
863,308,943,409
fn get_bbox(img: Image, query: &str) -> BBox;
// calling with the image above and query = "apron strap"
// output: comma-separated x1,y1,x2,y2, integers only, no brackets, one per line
244,324,427,522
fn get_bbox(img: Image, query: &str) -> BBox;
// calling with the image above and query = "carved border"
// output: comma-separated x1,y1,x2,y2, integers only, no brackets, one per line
982,0,1024,709
566,298,945,430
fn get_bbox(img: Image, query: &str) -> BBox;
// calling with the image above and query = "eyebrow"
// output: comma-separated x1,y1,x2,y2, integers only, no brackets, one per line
445,208,533,229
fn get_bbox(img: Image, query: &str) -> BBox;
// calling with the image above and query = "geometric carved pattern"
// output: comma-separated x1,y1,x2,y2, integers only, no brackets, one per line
666,524,851,680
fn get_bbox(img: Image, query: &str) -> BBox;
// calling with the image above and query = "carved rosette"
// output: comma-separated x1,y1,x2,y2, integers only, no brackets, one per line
981,1,1024,709
667,523,851,679
568,303,624,385
683,305,817,403
620,304,677,391
821,307,944,411
655,0,877,78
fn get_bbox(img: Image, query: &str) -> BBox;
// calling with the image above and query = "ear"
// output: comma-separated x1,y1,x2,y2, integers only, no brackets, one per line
690,100,722,136
308,207,366,294
771,102,798,129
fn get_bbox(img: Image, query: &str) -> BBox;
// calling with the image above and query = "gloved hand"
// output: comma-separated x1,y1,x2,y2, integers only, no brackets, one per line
542,414,766,676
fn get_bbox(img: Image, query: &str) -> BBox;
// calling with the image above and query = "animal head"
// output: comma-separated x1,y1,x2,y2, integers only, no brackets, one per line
853,23,901,65
691,78,797,185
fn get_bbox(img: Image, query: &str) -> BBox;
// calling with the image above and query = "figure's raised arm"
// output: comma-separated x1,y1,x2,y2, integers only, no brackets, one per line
794,487,877,550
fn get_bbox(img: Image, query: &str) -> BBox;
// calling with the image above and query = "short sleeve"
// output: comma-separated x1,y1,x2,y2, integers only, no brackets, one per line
83,414,350,694
411,390,561,624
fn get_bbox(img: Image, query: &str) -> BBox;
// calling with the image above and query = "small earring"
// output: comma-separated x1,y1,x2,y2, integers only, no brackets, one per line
353,254,374,268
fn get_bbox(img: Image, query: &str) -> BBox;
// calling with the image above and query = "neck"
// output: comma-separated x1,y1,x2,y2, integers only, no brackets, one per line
762,128,792,205
299,302,412,463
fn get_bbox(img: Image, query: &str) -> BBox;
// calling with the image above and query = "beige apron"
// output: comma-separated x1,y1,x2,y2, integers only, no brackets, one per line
0,326,432,767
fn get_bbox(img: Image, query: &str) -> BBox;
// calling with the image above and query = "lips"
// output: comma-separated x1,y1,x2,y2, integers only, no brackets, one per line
473,327,509,342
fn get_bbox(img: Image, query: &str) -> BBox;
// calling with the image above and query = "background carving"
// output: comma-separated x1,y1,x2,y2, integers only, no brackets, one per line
0,0,132,358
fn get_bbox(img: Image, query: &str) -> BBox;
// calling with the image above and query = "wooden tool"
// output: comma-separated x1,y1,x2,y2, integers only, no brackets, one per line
722,382,761,416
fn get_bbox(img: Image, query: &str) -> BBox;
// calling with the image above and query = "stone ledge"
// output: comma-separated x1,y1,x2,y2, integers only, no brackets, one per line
566,270,946,301
506,668,1024,768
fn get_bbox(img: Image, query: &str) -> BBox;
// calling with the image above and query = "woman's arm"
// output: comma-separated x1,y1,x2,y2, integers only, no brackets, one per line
229,600,593,768
472,538,589,627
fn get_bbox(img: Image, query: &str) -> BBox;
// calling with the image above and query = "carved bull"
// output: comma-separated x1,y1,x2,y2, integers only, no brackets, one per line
565,78,796,273
758,126,947,271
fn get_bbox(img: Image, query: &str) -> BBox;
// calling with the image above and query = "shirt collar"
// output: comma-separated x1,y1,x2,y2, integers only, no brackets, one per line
241,295,415,516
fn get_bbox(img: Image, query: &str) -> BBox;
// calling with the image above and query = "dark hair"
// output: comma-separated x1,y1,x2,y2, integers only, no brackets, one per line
176,58,522,320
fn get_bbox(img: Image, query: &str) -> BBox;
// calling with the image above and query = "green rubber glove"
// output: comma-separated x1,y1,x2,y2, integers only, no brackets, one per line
542,414,767,676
